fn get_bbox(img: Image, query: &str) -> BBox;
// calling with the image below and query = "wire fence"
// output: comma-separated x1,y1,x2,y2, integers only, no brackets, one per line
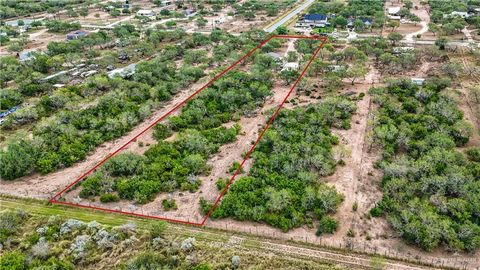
214,221,480,270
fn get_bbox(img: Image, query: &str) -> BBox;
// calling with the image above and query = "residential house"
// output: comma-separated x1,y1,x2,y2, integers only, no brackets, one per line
347,18,372,29
388,7,401,15
107,63,137,78
296,14,328,28
388,7,401,20
266,52,283,62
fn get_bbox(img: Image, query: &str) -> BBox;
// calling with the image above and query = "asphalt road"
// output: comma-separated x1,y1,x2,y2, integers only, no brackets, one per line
264,0,315,33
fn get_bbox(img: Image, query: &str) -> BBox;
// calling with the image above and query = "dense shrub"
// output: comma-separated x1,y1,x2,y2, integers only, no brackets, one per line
369,79,480,252
162,198,177,211
99,193,119,203
0,88,22,110
316,216,338,236
209,98,355,231
0,139,36,180
79,68,272,204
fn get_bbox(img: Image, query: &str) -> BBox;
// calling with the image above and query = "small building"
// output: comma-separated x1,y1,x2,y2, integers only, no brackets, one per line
107,63,136,78
137,9,156,17
388,7,401,19
443,11,471,19
393,46,414,54
183,9,197,17
67,30,89,40
162,0,172,5
411,78,425,85
328,65,346,72
296,14,328,28
282,62,299,71
18,49,38,62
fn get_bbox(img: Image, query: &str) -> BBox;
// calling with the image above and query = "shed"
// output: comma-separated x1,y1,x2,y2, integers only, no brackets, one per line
411,78,425,85
137,9,156,17
67,30,89,40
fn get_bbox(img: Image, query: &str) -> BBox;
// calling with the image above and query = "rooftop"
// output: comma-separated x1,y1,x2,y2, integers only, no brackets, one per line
388,7,401,14
304,14,327,21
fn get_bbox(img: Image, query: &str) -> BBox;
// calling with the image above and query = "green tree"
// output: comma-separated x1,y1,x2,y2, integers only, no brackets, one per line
435,37,448,50
316,216,338,235
196,17,207,28
346,64,367,85
387,32,403,46
388,20,400,31
0,139,36,180
279,69,299,85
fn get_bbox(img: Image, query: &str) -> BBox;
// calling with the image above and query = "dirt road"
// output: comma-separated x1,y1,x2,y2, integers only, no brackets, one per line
405,0,430,43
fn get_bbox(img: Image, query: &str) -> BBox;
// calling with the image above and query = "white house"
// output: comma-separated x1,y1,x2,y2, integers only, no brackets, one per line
296,14,328,28
137,9,156,17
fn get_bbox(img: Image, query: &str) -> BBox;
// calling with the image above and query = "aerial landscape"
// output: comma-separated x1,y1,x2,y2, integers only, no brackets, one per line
0,0,479,269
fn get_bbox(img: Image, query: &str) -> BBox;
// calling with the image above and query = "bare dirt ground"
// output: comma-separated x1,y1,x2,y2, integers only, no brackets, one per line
383,24,423,37
457,53,480,148
0,28,65,56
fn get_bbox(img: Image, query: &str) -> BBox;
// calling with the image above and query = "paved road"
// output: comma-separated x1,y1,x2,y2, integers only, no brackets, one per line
264,0,315,33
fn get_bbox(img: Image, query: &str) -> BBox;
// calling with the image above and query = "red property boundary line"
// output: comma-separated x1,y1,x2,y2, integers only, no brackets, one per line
50,35,328,227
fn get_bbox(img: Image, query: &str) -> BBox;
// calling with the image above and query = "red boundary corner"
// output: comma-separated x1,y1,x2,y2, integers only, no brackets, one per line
50,35,328,227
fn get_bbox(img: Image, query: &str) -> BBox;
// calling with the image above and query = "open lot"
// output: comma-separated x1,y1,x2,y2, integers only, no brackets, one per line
1,0,480,269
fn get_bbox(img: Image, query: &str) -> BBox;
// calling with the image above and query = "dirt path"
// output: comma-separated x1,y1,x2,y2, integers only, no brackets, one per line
0,76,214,200
405,0,430,43
322,65,380,246
458,52,480,148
